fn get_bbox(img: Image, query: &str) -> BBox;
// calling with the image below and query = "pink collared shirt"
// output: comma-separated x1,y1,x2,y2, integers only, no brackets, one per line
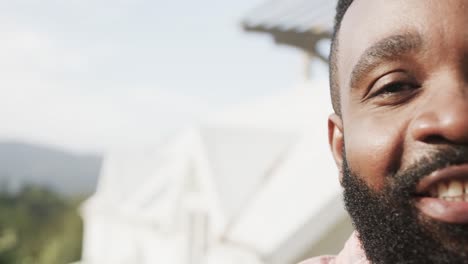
298,232,369,264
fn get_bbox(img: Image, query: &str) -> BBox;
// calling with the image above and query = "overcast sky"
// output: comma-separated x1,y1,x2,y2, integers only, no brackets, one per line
0,0,324,154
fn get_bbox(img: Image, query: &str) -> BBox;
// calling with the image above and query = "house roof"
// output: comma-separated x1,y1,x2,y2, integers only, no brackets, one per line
242,0,337,59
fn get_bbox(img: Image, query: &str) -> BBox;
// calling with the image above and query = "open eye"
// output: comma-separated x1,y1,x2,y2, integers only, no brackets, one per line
377,81,418,96
365,74,421,106
365,70,421,104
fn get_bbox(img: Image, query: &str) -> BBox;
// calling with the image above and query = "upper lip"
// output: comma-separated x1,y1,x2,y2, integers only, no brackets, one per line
416,163,468,195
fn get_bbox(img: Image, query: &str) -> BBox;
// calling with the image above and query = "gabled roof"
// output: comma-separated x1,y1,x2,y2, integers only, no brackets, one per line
242,0,337,60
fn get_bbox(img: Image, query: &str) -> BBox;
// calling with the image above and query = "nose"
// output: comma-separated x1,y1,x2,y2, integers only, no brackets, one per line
410,86,468,145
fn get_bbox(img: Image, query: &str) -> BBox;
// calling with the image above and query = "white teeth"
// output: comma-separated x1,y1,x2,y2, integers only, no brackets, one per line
438,183,449,198
448,181,464,197
435,181,468,201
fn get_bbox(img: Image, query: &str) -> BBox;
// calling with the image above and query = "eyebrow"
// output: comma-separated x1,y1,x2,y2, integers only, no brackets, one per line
349,33,423,89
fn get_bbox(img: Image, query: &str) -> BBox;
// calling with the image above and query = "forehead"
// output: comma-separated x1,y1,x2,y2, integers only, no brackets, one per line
336,0,468,98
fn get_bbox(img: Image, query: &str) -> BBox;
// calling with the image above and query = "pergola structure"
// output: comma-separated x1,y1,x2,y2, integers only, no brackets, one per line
242,0,337,78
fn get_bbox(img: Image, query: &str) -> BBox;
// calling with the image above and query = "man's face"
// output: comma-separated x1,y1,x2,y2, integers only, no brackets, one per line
329,0,468,262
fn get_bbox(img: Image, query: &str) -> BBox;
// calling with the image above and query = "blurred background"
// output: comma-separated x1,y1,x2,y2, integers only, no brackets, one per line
0,0,353,263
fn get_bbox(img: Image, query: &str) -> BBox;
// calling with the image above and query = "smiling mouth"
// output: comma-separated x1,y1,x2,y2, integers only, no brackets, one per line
415,164,468,223
420,178,468,202
416,164,468,198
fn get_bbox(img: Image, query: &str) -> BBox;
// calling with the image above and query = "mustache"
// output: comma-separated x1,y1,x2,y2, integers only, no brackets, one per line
389,145,468,196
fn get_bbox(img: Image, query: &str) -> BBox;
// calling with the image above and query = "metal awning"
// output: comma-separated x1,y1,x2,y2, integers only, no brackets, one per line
242,0,337,61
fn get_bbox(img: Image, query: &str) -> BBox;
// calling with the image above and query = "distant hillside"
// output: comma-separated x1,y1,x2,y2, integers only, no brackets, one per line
0,142,102,196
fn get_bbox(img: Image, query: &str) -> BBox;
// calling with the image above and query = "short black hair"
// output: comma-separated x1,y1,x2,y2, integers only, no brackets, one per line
330,0,354,115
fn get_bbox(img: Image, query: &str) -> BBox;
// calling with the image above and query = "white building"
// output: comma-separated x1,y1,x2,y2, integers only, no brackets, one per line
80,0,352,263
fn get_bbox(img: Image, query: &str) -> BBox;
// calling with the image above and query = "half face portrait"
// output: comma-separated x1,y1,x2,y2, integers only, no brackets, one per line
328,0,468,263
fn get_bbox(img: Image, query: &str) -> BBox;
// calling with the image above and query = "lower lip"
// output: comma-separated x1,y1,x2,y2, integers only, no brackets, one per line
416,197,468,223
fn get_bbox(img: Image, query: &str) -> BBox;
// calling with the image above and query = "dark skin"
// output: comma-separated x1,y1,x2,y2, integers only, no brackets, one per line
329,0,468,244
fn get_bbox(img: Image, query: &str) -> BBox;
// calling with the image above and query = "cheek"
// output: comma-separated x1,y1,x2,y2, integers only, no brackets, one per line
344,114,406,190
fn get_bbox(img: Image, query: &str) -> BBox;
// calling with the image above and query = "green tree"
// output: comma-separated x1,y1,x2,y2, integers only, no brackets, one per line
0,185,84,264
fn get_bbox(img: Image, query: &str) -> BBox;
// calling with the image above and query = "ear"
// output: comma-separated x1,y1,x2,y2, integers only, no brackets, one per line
328,114,344,183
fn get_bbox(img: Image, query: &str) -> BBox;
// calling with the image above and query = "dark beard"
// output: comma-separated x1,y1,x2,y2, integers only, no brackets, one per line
342,145,468,264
